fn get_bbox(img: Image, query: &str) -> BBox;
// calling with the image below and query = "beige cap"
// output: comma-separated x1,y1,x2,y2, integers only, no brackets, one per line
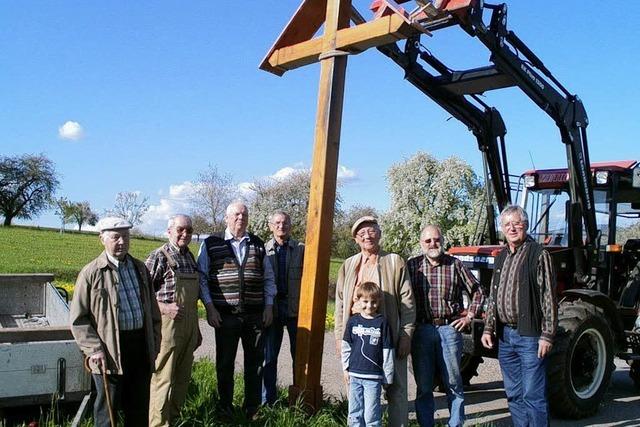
351,216,379,237
97,217,133,232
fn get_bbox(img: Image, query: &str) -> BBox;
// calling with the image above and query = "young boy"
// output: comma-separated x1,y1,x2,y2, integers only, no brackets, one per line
341,282,395,427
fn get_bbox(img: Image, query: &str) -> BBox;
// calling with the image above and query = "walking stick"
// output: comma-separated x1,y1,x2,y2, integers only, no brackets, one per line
84,357,116,427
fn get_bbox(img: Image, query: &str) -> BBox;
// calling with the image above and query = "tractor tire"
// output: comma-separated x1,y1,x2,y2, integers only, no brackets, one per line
433,353,483,391
546,300,615,418
461,354,483,386
631,360,640,390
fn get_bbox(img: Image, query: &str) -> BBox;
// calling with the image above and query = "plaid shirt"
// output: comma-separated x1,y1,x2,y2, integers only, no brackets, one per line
145,242,199,303
110,255,144,331
406,253,483,322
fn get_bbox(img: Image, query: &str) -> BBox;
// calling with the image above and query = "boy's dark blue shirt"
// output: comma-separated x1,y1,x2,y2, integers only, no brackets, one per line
341,313,394,383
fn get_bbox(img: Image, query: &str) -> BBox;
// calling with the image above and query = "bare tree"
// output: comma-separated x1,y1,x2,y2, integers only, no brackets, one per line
190,164,235,230
191,213,212,242
107,191,149,226
249,170,342,241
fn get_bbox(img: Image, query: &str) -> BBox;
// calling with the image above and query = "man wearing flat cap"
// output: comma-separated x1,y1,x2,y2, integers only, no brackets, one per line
334,216,416,426
70,217,161,427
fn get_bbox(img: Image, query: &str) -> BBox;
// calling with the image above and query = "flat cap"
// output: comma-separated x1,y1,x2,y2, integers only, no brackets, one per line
351,215,379,237
97,217,133,232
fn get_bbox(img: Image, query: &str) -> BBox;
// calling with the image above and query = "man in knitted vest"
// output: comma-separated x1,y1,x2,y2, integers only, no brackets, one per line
197,202,275,419
481,205,557,427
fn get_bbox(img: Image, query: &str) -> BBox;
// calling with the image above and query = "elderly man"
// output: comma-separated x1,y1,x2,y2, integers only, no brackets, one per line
406,225,484,427
481,205,557,427
262,210,305,405
70,217,161,427
147,214,201,427
334,216,415,427
198,201,275,418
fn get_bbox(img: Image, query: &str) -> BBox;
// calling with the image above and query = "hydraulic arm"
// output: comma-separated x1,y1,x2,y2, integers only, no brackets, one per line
368,1,598,282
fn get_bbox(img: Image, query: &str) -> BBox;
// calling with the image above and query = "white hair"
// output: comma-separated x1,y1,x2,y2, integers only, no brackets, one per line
226,201,248,216
499,205,529,228
167,214,192,229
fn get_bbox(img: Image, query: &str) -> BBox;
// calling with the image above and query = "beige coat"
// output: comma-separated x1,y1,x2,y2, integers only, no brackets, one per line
265,238,304,317
70,251,161,375
334,250,416,346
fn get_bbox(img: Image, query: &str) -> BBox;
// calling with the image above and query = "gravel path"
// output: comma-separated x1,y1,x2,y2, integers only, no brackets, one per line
195,320,640,426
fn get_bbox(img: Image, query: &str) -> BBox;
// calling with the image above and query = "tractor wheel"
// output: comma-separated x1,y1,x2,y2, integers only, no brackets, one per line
631,360,640,389
433,353,483,391
546,300,615,418
461,354,483,386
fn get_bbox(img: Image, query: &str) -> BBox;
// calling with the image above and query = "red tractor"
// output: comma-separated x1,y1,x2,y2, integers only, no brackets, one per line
371,0,640,418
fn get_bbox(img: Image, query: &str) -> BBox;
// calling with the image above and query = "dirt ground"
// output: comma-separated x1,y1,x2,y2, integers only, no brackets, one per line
195,320,640,426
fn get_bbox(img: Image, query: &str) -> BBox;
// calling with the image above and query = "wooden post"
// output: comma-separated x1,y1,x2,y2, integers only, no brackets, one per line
289,0,351,412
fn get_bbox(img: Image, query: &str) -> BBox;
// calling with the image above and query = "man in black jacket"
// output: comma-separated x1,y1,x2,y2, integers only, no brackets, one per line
481,205,557,427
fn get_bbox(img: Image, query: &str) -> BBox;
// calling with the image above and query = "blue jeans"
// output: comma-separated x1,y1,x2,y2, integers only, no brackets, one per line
412,323,465,427
499,326,549,427
262,315,298,404
348,376,382,427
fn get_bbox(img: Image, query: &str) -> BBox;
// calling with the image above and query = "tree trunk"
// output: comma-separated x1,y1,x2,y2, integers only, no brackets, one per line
3,215,13,226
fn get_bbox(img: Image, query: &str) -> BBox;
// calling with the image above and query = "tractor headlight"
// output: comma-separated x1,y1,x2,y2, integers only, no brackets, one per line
524,175,536,188
595,170,609,185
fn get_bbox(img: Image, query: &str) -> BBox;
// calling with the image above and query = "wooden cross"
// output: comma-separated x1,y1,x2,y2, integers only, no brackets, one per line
260,0,470,411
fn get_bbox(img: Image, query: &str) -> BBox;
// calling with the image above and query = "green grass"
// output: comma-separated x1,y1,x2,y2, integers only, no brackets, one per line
0,226,343,284
0,226,166,285
0,225,341,329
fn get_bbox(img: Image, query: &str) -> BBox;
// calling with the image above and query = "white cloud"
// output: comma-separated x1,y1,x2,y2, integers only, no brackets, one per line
137,181,195,236
337,165,357,181
269,163,356,182
58,120,84,141
238,182,255,199
272,166,304,180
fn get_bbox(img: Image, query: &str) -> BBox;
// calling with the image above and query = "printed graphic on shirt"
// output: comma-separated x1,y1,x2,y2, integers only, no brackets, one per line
352,324,381,346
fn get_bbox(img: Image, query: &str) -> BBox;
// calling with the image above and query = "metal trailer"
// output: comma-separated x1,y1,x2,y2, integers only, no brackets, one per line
0,274,91,408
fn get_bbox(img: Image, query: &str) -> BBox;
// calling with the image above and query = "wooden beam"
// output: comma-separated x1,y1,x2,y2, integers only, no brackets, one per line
267,14,418,74
290,0,351,413
259,0,328,76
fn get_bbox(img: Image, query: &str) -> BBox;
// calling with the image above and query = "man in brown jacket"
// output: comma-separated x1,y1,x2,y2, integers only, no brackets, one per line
70,217,161,427
334,216,415,427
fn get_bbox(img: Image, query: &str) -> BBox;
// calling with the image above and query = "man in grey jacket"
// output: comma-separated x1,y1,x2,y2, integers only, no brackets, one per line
262,210,304,404
70,217,161,427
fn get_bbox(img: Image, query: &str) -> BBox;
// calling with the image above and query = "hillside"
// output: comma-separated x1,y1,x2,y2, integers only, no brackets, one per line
0,226,343,287
0,226,171,284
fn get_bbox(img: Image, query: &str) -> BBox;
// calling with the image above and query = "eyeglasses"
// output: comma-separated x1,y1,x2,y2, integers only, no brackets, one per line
356,228,378,238
502,221,525,230
176,226,193,234
422,238,441,245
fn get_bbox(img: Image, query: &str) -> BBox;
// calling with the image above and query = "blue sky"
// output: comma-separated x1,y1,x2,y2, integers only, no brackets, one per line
1,1,639,236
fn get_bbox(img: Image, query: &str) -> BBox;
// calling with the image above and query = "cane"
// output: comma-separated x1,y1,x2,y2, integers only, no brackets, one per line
84,357,116,427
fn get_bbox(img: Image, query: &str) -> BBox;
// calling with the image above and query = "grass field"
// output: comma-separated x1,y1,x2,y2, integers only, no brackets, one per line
0,226,343,284
0,226,342,328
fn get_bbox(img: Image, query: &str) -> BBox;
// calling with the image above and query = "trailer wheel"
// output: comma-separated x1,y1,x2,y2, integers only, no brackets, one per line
547,300,614,418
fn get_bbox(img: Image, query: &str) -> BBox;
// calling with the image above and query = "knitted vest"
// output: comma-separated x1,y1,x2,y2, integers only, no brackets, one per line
204,232,265,310
491,241,544,338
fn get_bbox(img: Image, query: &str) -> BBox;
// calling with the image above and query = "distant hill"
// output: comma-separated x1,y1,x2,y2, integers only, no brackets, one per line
0,226,176,284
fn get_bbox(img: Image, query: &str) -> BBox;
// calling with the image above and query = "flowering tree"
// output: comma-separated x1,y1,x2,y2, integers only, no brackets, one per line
381,151,485,258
